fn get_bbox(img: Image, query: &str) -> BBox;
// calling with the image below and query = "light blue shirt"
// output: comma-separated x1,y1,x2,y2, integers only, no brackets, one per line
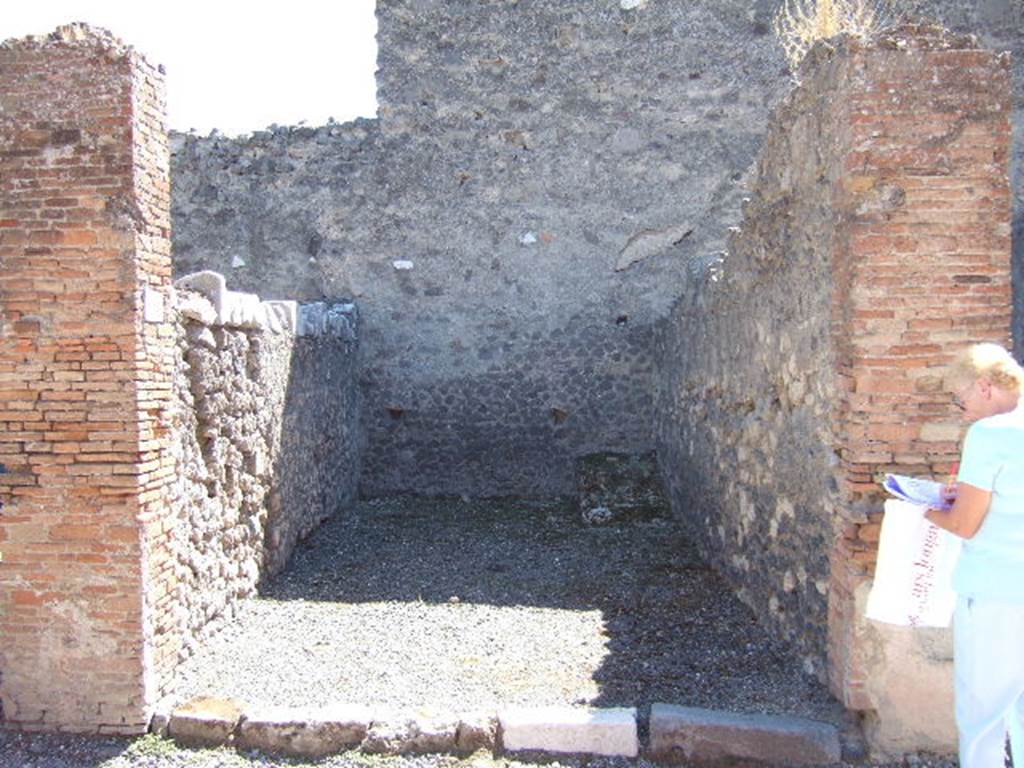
953,403,1024,603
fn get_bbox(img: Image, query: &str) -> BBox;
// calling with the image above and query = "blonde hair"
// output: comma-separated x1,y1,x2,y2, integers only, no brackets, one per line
950,343,1024,395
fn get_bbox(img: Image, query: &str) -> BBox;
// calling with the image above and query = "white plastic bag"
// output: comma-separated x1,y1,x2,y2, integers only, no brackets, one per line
865,500,962,628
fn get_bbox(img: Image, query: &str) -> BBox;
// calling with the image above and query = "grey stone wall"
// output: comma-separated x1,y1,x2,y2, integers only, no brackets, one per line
168,283,360,657
652,45,848,678
169,0,787,497
168,0,1021,499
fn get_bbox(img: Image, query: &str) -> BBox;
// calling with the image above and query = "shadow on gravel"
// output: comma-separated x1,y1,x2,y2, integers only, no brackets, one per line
0,729,129,768
248,496,841,720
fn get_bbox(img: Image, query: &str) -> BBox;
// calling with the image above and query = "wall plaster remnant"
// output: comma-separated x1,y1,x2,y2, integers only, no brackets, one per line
615,225,693,272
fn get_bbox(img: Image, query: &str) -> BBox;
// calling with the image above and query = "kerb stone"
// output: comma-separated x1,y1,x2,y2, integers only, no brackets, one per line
235,703,372,757
361,713,460,754
498,706,638,757
149,706,171,738
649,703,841,766
167,697,244,747
455,713,498,753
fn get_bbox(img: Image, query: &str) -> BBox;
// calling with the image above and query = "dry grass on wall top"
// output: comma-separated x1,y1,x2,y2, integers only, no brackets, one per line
772,0,911,75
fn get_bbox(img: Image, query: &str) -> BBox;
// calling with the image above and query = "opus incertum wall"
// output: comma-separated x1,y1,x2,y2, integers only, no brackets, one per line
169,1,789,499
169,0,1023,502
170,273,361,660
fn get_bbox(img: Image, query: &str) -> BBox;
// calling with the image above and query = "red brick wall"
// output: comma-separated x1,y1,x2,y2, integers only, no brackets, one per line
826,27,1012,708
0,26,176,733
129,34,181,718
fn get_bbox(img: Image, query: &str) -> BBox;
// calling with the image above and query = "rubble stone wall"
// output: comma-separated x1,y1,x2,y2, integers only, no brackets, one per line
652,43,846,680
168,281,361,660
169,0,789,497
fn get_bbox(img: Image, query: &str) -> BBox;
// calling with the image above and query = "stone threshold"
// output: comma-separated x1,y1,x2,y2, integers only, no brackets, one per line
154,697,843,765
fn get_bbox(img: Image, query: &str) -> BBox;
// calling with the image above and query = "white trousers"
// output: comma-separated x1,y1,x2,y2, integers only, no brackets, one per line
954,595,1024,768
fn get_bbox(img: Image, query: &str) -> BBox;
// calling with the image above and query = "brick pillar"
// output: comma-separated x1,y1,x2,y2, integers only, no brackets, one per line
0,25,177,733
825,27,1012,709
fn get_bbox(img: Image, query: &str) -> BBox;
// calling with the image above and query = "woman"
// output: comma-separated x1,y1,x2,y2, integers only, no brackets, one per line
926,342,1024,768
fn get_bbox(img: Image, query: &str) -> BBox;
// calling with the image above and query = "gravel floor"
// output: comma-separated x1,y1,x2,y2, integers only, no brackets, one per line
173,495,843,723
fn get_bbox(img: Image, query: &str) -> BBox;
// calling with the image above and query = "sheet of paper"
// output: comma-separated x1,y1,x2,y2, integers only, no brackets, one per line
865,500,961,627
883,474,951,509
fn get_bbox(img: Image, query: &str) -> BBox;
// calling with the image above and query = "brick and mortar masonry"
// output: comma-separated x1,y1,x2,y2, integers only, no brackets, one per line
829,30,1011,752
0,10,1016,755
0,26,176,732
654,26,1011,753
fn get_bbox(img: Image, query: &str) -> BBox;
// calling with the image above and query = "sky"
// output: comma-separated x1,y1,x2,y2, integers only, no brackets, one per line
2,1,379,137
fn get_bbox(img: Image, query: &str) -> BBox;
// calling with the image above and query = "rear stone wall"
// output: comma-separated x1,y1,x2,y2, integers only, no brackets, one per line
169,0,788,497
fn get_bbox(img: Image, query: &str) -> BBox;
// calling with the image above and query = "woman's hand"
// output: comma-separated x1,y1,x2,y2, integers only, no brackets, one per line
941,483,958,509
925,482,992,539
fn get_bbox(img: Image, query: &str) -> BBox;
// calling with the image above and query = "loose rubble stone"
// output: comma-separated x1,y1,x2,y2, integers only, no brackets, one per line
221,290,263,328
149,707,171,738
298,301,359,340
263,300,298,334
648,703,841,766
576,451,669,524
614,224,692,271
498,706,638,757
177,293,217,324
175,270,226,310
581,505,615,525
235,703,371,757
167,697,244,747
